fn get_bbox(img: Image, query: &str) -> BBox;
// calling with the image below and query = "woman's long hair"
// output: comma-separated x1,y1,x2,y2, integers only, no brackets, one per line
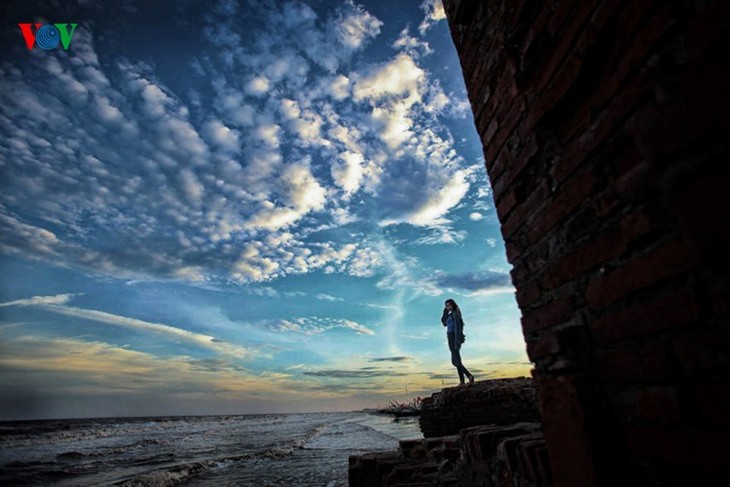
445,298,462,319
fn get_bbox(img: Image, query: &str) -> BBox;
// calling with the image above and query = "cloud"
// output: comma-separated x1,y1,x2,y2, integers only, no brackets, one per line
0,0,472,287
246,76,270,96
413,226,467,245
0,295,251,357
335,0,383,49
380,168,471,227
469,212,484,221
272,317,375,336
419,0,447,35
331,150,366,196
353,53,424,104
202,119,240,152
373,241,442,297
434,271,514,295
316,294,344,302
303,368,404,378
244,161,325,232
0,294,76,308
393,27,433,58
0,333,320,417
367,356,415,363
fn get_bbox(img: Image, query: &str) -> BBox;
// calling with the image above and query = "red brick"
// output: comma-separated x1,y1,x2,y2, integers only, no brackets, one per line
526,329,560,360
596,2,675,115
595,344,675,383
531,372,597,486
516,3,553,56
495,184,518,221
522,296,574,334
526,164,596,246
533,2,600,96
527,54,584,138
586,238,696,310
482,61,518,140
481,118,499,150
635,387,680,421
626,426,730,468
541,205,658,290
500,177,549,241
486,141,510,183
591,285,701,346
488,97,526,167
672,327,730,374
688,383,730,424
491,129,538,203
505,240,520,264
515,278,542,308
555,58,660,186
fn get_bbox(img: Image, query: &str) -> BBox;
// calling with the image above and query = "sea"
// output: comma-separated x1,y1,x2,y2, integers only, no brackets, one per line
0,412,422,486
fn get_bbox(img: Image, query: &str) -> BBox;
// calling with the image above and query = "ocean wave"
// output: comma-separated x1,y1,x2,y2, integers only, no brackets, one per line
114,460,214,487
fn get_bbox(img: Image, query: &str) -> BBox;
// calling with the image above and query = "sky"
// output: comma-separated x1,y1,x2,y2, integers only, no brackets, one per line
0,0,530,420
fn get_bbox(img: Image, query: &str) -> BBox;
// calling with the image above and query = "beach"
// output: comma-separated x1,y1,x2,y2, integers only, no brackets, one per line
0,412,422,486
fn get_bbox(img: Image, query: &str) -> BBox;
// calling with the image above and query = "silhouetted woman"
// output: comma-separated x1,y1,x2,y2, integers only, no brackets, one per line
441,298,474,385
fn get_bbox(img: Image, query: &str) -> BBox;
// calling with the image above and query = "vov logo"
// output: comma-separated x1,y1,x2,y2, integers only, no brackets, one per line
18,23,78,50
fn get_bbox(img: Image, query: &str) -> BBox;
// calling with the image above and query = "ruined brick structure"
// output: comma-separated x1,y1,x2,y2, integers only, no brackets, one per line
350,380,549,486
443,0,729,485
419,377,539,438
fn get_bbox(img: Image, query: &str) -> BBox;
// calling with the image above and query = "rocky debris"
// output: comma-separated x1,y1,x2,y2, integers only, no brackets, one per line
419,378,539,438
349,422,550,486
349,379,552,486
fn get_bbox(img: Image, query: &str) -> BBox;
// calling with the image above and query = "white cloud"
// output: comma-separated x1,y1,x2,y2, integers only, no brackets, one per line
178,169,205,206
335,0,383,49
0,0,473,288
331,207,357,225
0,211,60,257
348,247,383,277
419,0,447,35
382,169,471,227
254,123,281,148
331,150,365,196
285,160,327,213
280,98,301,119
203,119,240,152
392,27,433,58
413,227,467,245
316,294,344,302
0,296,250,357
469,212,484,221
246,76,270,96
0,294,76,308
273,316,374,336
330,75,351,100
353,53,424,104
408,170,470,225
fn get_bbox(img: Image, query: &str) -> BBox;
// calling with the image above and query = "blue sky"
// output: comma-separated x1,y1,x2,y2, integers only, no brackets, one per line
0,0,530,420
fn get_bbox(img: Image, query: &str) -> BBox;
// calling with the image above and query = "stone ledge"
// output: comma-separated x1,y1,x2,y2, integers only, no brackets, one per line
419,378,540,438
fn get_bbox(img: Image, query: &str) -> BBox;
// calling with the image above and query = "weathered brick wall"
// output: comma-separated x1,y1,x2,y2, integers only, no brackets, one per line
443,0,730,485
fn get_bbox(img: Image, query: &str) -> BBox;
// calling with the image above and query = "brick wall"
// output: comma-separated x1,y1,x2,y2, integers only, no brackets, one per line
443,0,730,484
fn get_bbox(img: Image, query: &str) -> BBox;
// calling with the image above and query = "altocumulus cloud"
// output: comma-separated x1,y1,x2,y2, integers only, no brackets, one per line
273,317,375,336
0,0,473,289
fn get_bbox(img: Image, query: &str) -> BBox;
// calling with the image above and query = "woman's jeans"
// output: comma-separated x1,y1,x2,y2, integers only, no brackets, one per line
447,332,471,383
